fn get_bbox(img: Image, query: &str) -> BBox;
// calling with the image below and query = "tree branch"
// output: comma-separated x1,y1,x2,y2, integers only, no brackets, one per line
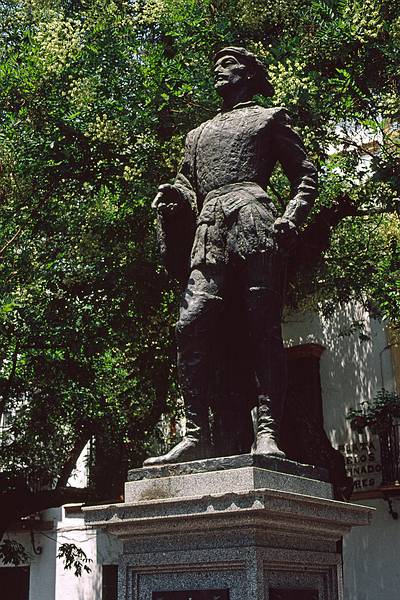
287,192,399,297
56,427,93,489
0,188,56,258
0,340,19,419
288,193,358,280
0,227,23,257
352,206,399,216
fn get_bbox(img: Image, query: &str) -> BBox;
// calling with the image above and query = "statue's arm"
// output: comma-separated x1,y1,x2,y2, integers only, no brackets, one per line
173,132,198,216
272,108,318,232
154,132,198,282
153,132,198,215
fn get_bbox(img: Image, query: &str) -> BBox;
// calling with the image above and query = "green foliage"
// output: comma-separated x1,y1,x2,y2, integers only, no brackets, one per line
0,0,398,512
315,213,400,321
231,0,400,324
0,0,185,497
57,543,92,577
0,539,28,565
347,389,400,434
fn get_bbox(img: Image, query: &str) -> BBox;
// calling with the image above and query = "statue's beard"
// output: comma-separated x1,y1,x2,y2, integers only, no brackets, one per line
215,79,249,95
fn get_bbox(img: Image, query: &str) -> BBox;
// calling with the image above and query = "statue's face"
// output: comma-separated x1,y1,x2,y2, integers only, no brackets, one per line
213,54,250,95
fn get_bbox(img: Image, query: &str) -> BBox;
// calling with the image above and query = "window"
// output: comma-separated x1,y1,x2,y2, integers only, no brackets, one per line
281,343,327,464
286,343,325,428
281,343,352,500
102,565,118,600
0,566,30,600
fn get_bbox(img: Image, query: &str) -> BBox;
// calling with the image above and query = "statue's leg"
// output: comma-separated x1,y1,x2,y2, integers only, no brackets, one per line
243,251,286,457
143,265,224,466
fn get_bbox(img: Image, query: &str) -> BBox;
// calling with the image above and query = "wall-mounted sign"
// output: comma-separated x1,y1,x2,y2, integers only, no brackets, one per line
269,589,319,599
152,591,229,600
338,439,382,490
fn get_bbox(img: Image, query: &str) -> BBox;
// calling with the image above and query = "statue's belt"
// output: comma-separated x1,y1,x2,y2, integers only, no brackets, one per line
198,181,277,224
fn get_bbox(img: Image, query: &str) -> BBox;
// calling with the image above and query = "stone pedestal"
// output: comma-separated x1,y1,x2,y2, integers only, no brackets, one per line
83,455,373,600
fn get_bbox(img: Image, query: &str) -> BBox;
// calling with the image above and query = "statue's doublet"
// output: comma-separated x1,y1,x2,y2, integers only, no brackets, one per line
189,103,287,200
160,103,318,275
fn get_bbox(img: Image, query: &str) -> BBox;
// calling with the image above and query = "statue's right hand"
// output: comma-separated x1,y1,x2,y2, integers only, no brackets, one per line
151,184,182,214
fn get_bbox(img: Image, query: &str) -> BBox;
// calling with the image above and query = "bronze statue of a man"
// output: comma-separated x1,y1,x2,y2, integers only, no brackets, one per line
144,47,318,466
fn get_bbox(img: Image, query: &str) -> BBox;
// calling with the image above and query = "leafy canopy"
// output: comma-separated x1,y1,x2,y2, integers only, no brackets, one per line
0,0,398,516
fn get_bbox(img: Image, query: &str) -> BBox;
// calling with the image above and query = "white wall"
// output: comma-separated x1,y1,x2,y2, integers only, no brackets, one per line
2,505,122,600
54,506,121,600
0,511,58,600
343,497,400,600
29,509,59,600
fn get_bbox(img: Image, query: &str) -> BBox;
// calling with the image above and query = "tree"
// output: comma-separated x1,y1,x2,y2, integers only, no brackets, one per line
0,0,180,537
0,0,399,540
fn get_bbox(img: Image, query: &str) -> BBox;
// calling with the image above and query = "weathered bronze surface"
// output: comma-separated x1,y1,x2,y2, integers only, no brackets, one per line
145,47,318,467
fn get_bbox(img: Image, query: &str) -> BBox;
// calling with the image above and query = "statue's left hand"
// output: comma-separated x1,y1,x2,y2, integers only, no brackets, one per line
273,217,298,250
151,184,183,215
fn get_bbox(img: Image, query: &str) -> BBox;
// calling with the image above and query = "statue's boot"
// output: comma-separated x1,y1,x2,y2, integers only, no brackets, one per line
143,277,221,467
244,263,286,458
143,406,209,466
252,399,285,458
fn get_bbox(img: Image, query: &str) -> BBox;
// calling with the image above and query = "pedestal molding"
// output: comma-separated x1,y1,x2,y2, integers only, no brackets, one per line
83,465,374,599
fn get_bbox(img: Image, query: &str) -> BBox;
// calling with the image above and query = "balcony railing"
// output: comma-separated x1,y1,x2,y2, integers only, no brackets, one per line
379,420,400,485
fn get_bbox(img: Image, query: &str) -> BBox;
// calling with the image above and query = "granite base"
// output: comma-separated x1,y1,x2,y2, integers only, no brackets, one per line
83,455,373,600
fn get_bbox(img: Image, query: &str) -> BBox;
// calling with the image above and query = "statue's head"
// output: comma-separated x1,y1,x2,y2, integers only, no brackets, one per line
213,46,274,100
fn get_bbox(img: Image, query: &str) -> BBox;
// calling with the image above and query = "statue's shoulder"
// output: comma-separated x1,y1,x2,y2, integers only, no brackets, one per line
184,120,211,148
188,119,211,136
253,105,291,123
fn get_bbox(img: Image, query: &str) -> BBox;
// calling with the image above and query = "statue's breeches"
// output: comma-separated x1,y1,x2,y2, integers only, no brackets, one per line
176,252,287,418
